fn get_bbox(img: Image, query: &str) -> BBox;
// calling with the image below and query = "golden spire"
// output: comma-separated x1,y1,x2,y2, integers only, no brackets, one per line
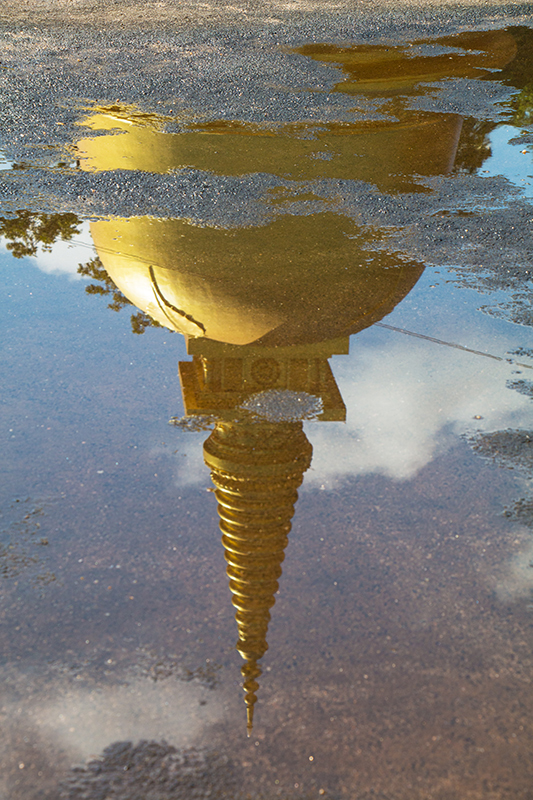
203,419,312,733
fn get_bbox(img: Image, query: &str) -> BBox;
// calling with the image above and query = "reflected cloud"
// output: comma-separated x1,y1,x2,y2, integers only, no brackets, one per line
30,676,222,760
0,667,226,800
495,533,533,601
0,220,93,279
167,435,211,488
60,740,238,800
306,336,533,486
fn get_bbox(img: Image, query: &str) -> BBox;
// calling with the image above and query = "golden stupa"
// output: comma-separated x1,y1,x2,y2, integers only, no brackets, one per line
74,28,518,731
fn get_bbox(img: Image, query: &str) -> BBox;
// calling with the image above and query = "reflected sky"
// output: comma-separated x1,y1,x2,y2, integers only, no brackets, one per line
480,123,533,197
2,22,533,800
0,220,92,278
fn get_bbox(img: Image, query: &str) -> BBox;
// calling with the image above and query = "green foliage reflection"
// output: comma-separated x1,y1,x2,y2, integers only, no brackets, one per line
501,27,533,125
0,210,80,258
0,210,161,335
77,255,161,335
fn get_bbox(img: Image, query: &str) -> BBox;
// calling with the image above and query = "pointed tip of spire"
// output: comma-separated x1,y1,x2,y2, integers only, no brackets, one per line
246,705,254,736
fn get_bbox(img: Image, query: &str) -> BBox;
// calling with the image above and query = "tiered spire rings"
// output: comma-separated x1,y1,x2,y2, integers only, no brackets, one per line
203,420,312,734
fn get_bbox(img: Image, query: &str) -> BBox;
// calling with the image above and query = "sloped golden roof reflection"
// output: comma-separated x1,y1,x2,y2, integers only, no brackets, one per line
71,26,522,732
78,111,461,191
77,30,519,348
76,30,516,191
295,30,517,95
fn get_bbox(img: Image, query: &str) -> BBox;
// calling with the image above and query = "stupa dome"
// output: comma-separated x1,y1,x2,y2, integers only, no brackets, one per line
90,213,423,346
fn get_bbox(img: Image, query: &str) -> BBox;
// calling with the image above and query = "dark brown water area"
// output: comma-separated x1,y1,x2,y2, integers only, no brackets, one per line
2,17,533,800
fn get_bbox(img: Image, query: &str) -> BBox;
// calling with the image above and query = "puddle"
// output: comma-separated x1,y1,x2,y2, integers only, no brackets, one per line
1,20,533,800
478,124,533,197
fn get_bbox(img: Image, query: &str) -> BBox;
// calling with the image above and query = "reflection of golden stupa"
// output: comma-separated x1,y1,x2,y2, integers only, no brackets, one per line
76,28,518,730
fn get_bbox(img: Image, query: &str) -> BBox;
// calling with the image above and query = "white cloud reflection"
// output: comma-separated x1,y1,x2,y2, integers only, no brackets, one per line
31,676,222,760
305,335,533,487
0,671,225,800
0,221,94,279
495,533,533,601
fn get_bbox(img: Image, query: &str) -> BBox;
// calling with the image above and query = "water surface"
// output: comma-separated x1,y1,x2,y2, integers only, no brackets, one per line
2,22,533,800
